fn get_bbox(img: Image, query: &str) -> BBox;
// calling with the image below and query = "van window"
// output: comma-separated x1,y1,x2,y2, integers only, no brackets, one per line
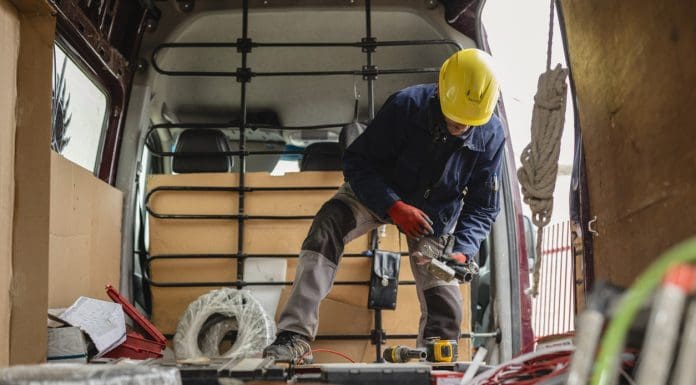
51,44,108,173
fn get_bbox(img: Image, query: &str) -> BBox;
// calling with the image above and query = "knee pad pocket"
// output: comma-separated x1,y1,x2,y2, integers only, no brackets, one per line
301,199,357,264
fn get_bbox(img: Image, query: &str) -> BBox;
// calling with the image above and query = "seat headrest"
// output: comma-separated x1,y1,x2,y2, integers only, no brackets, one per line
300,142,342,171
339,121,366,157
172,129,233,173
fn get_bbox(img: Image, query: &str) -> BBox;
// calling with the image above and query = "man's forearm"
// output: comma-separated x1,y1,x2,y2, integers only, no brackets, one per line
453,204,500,258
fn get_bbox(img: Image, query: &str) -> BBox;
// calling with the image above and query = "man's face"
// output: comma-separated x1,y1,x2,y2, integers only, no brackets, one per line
444,117,471,137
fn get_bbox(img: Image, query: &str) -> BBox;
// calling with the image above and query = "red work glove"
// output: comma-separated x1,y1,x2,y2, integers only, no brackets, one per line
449,252,469,264
387,201,434,238
446,252,479,282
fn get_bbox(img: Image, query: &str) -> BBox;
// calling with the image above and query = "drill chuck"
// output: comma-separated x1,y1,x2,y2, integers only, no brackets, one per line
383,345,427,363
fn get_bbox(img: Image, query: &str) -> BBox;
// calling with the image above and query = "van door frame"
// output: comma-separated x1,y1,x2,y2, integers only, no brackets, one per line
556,0,594,311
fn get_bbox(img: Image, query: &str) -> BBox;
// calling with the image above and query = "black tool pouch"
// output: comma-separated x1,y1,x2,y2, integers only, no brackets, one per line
368,250,401,310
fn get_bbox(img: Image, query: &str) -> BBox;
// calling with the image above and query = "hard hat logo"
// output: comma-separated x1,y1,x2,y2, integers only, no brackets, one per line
439,48,500,127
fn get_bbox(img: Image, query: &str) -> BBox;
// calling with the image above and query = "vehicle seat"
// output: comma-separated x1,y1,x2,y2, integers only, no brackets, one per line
339,121,365,158
300,142,342,171
172,129,233,173
299,120,366,171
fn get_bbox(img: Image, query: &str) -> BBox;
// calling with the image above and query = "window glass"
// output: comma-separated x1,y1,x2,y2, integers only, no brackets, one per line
52,44,108,173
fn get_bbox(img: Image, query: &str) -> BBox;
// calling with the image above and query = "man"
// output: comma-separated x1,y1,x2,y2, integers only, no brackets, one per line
263,48,504,363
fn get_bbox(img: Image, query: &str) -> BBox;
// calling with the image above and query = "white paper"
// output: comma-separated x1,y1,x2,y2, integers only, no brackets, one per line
59,297,126,357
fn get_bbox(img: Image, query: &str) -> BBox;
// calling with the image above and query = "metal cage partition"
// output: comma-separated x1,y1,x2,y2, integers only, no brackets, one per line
140,0,481,361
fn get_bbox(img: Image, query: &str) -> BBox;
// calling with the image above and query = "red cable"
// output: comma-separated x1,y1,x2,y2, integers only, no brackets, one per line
477,350,572,385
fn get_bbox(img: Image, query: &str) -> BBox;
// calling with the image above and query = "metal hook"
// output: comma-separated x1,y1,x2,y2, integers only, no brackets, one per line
352,77,361,122
588,216,599,237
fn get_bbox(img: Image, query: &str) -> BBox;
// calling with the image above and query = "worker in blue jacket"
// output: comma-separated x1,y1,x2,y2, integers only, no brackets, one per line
264,48,504,363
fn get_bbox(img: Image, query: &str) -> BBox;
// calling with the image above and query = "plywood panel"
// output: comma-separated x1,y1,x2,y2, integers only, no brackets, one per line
560,0,696,286
147,172,371,333
0,0,20,367
48,152,123,308
147,172,369,255
147,172,472,358
10,1,54,364
151,286,219,335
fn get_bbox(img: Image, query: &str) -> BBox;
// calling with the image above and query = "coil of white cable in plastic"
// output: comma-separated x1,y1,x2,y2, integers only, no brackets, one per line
174,288,276,360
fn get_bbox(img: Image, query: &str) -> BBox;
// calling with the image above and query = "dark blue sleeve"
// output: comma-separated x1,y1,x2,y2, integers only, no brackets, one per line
342,93,408,218
453,123,505,257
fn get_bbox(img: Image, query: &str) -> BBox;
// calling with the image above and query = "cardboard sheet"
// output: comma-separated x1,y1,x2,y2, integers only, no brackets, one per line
9,0,54,364
48,152,123,308
0,0,20,367
560,0,696,286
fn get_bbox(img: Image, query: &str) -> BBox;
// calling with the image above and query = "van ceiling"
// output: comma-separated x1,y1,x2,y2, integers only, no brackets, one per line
139,1,475,129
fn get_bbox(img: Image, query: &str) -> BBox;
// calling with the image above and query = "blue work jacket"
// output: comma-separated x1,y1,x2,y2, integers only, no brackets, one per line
343,84,505,257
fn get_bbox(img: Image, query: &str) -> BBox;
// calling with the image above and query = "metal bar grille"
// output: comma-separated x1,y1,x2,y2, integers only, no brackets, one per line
151,39,461,76
532,221,575,339
140,1,468,350
145,279,417,288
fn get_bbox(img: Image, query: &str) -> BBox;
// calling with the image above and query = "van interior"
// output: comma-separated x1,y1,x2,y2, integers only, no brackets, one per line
2,1,695,385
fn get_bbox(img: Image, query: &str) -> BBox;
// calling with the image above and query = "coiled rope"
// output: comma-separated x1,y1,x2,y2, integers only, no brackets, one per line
517,0,569,296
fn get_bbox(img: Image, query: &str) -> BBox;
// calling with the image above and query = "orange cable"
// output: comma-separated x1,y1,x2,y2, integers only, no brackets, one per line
300,348,356,364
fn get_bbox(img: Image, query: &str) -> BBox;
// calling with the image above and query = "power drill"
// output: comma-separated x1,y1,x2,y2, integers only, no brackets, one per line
413,235,479,282
425,338,458,363
383,346,427,363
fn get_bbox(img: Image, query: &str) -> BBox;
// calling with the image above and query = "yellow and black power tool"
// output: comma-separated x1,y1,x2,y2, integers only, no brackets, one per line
383,338,458,363
383,345,427,363
425,337,458,363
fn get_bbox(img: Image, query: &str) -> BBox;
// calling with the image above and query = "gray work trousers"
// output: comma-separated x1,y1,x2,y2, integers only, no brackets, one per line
277,184,463,347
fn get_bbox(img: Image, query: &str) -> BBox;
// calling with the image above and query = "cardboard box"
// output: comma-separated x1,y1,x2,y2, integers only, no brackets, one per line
46,327,88,363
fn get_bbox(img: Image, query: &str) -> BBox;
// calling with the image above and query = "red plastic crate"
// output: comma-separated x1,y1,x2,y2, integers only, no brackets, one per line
102,284,166,359
103,331,165,359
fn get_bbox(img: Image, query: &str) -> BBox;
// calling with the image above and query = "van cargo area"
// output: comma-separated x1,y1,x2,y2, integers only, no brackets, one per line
1,0,695,385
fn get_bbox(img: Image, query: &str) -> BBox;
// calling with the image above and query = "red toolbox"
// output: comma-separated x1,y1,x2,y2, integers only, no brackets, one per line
102,284,167,359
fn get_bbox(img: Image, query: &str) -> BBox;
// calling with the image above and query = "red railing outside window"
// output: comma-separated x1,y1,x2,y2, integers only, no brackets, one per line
532,220,575,338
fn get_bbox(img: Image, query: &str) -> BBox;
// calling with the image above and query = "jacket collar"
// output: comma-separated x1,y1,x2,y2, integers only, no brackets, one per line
428,93,486,153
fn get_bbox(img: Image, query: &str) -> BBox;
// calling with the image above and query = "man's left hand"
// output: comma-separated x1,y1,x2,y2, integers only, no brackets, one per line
448,252,468,264
445,253,479,282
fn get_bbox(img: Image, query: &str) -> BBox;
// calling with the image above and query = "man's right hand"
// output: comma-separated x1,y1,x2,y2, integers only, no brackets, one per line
387,201,434,238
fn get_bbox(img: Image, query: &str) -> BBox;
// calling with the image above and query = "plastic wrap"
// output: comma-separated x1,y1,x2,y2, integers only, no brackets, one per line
0,363,180,385
200,317,238,357
174,288,276,360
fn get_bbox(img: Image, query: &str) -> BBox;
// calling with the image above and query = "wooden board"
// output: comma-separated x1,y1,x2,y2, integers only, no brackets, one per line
9,0,54,364
0,0,20,367
560,0,696,286
147,172,371,333
147,172,472,361
48,152,123,308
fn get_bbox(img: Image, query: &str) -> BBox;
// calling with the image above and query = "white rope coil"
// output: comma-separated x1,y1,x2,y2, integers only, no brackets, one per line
518,64,568,297
174,288,276,360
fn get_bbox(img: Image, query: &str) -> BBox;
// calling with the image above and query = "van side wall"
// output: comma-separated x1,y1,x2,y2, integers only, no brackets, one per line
560,0,696,287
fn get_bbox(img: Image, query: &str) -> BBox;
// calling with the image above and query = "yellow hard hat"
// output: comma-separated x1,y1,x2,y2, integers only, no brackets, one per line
438,48,500,126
